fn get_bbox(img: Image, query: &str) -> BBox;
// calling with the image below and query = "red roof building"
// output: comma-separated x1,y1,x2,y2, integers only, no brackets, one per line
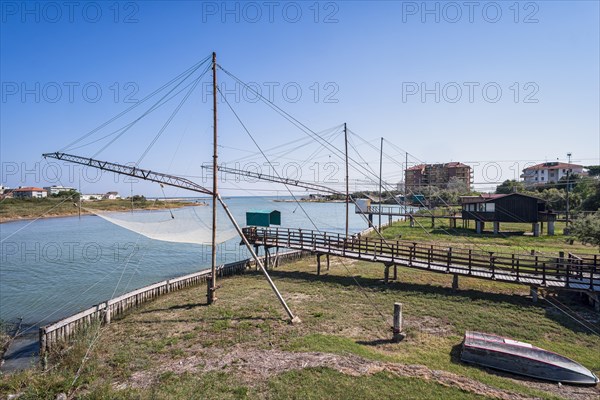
522,162,585,185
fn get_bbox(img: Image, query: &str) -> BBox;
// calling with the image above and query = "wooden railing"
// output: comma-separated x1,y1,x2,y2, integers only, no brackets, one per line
243,227,600,292
39,249,309,355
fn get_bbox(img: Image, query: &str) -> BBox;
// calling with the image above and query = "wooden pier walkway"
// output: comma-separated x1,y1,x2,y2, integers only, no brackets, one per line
243,227,600,294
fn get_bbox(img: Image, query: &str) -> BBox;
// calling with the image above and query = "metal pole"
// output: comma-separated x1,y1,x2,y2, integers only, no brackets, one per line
378,137,383,230
566,152,571,227
209,52,218,304
78,175,81,219
217,194,299,323
404,152,408,216
344,123,349,239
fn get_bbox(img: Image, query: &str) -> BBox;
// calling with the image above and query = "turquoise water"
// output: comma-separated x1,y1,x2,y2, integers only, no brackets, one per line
0,197,402,327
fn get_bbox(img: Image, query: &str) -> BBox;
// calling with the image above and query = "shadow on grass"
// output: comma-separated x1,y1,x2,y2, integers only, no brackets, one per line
138,303,209,313
121,315,282,325
430,227,526,238
356,338,401,346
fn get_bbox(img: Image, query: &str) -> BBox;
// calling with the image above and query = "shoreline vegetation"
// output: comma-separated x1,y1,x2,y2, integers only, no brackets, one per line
0,198,206,224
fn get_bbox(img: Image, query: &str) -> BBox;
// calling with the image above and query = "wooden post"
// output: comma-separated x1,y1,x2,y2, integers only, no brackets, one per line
468,249,472,275
384,264,390,284
209,51,218,305
317,253,321,276
392,303,403,342
326,253,330,271
344,123,349,239
104,302,111,324
393,265,397,280
452,274,459,291
207,277,214,304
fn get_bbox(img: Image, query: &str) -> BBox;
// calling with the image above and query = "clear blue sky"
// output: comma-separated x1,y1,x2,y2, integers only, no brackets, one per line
1,1,598,196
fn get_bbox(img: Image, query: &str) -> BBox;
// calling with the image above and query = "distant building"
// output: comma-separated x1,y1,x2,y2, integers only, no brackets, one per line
0,185,13,199
405,162,471,193
44,185,76,195
12,187,48,198
521,162,585,186
81,194,104,201
103,191,120,200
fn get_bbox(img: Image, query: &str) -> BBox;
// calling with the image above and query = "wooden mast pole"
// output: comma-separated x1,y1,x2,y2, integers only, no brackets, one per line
209,51,218,304
378,137,383,230
344,123,349,239
405,151,408,215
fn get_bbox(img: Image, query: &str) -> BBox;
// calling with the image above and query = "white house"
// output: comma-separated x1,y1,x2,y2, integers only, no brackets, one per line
81,194,104,201
12,187,48,198
103,191,120,200
521,162,585,185
43,185,76,195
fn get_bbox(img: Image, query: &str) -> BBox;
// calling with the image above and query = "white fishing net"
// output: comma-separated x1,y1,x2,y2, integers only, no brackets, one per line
88,205,239,245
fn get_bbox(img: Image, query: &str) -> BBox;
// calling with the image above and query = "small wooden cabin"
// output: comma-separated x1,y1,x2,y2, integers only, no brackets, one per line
460,193,554,235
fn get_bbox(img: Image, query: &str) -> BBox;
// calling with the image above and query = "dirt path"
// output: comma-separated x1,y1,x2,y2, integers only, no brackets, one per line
115,347,598,399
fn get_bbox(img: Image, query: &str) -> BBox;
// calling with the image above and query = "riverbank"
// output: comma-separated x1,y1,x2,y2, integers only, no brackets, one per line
1,256,598,399
0,198,204,224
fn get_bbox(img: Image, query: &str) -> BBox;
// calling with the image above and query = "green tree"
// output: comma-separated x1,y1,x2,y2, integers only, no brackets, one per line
570,212,600,250
585,165,600,177
579,181,600,211
495,179,525,194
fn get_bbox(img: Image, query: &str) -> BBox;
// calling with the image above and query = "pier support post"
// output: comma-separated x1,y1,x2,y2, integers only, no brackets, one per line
532,223,540,237
493,221,500,235
368,214,373,227
326,254,330,271
254,245,260,271
317,253,321,276
265,247,270,269
393,265,397,281
476,221,485,234
392,303,404,342
452,274,459,291
384,264,390,284
409,216,415,228
431,216,435,228
530,286,538,303
548,220,555,236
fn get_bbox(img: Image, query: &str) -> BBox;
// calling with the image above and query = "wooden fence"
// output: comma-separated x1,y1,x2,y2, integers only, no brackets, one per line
243,227,600,292
39,249,309,354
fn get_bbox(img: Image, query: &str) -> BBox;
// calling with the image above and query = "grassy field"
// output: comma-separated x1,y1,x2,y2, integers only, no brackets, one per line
1,256,598,399
378,218,599,255
0,198,200,223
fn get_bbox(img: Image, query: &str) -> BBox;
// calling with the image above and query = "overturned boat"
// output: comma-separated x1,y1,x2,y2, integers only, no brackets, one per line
461,331,598,385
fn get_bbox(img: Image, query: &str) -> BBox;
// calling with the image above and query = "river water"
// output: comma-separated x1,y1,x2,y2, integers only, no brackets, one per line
0,197,403,327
